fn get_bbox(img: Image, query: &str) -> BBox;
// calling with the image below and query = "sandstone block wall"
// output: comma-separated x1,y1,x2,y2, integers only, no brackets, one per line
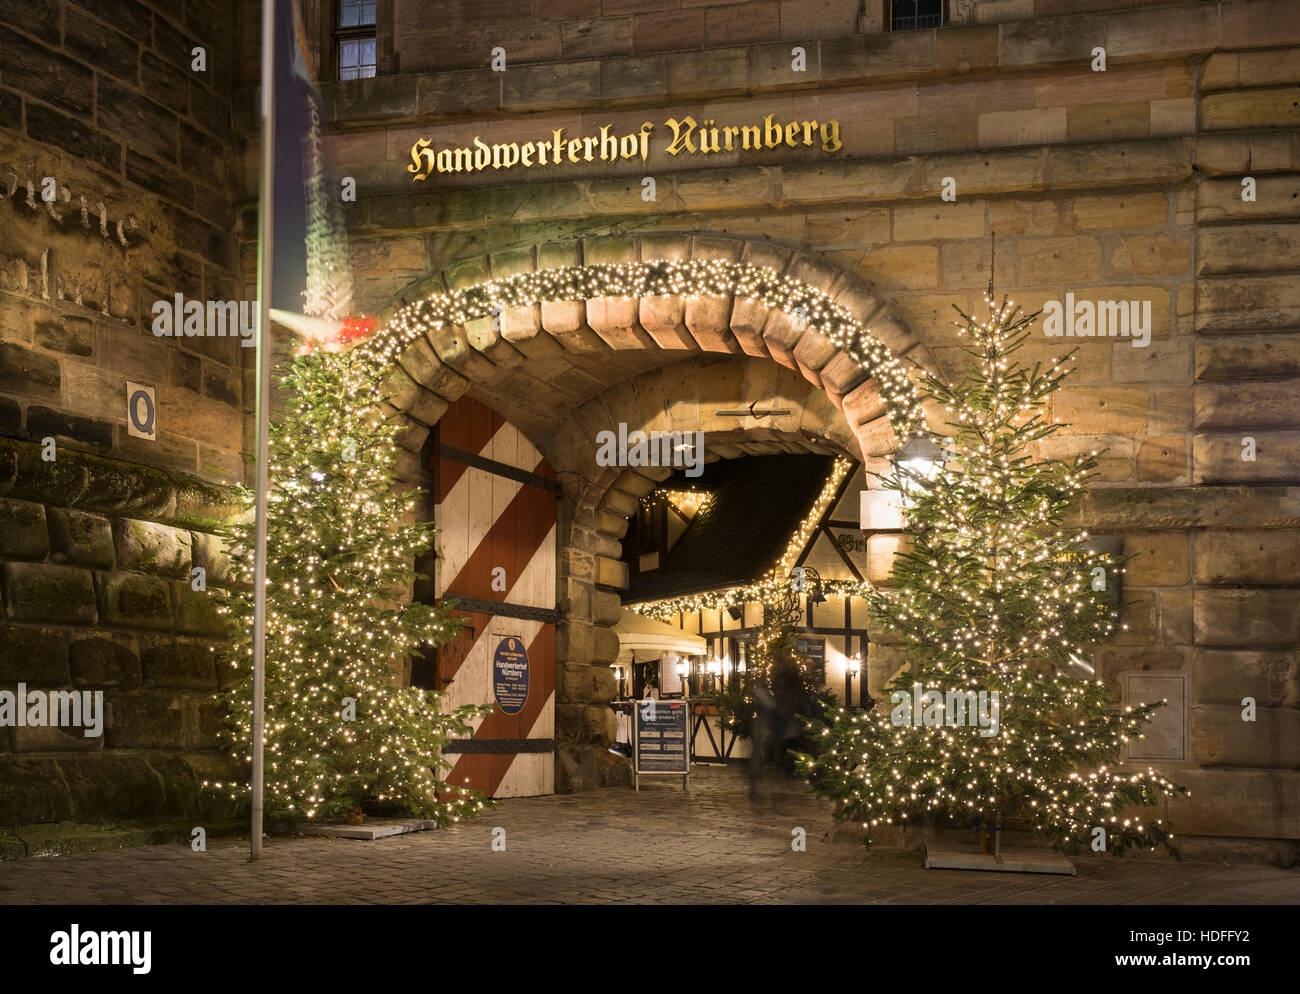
0,438,243,848
0,0,246,486
0,1,248,844
383,0,1193,75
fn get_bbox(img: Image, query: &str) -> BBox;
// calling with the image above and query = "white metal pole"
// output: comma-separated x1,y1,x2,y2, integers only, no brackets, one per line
251,0,276,861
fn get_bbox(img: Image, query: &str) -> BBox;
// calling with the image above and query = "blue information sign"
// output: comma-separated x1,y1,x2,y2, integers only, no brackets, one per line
493,637,529,715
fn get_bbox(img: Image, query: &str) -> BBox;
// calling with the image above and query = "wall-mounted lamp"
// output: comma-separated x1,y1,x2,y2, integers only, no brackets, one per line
844,650,861,711
860,435,950,529
894,434,948,501
706,654,723,693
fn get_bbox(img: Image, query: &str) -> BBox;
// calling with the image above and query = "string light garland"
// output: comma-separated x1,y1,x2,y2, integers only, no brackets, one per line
773,457,853,575
629,574,875,623
794,295,1188,855
628,457,872,620
639,487,715,514
352,259,928,441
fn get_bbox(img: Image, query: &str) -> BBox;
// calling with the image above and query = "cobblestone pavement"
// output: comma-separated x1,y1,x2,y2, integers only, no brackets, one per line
1,767,1296,905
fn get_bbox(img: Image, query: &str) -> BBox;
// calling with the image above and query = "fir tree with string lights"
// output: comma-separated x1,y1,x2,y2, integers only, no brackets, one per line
206,345,493,826
795,295,1187,855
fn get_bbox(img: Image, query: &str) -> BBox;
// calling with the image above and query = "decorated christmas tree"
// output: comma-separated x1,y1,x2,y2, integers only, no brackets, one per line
208,345,492,825
796,296,1186,854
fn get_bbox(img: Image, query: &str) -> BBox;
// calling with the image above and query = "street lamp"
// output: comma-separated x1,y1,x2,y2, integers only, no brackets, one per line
845,651,861,710
676,659,689,697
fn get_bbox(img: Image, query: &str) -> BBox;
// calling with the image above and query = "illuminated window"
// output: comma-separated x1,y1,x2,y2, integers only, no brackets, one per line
339,0,376,28
890,0,944,31
336,0,376,80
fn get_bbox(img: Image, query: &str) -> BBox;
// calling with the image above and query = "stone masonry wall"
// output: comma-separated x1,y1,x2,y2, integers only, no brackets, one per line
0,438,243,852
387,0,1184,75
314,0,1300,845
0,1,248,845
0,0,246,486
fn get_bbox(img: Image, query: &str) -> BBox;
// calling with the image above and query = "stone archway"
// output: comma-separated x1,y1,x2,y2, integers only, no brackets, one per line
534,354,873,750
357,232,935,789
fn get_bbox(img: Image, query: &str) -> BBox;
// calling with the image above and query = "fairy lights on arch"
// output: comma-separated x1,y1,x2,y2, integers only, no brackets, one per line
354,258,929,441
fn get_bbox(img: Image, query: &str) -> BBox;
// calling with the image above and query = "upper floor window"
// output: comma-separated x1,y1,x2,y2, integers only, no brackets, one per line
336,0,376,80
890,0,944,31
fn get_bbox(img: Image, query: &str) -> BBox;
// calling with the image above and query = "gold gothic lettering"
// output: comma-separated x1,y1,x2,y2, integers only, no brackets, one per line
407,115,841,181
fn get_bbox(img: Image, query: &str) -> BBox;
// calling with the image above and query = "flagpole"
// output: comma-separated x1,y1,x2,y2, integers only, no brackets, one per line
251,0,276,861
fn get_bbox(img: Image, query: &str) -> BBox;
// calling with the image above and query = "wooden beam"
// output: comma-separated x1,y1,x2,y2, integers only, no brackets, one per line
438,443,560,492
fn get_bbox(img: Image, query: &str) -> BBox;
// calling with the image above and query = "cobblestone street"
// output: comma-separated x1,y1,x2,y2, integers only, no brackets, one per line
1,768,1296,905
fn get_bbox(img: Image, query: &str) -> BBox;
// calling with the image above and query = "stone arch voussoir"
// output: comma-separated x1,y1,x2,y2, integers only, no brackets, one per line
369,232,936,464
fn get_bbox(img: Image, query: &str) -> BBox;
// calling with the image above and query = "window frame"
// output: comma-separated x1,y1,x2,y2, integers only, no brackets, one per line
889,0,946,32
331,0,378,82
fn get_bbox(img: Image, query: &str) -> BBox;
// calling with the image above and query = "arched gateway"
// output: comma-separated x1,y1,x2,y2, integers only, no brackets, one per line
354,233,935,793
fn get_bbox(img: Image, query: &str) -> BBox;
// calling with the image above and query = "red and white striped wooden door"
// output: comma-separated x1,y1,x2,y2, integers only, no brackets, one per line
433,396,557,798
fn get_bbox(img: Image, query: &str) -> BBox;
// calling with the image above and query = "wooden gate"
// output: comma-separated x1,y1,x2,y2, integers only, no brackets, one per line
429,396,557,798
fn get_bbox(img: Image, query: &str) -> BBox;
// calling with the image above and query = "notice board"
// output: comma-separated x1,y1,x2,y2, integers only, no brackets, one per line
492,636,530,716
634,700,689,776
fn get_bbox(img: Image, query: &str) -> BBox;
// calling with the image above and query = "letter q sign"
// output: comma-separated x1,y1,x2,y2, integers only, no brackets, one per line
126,382,156,441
